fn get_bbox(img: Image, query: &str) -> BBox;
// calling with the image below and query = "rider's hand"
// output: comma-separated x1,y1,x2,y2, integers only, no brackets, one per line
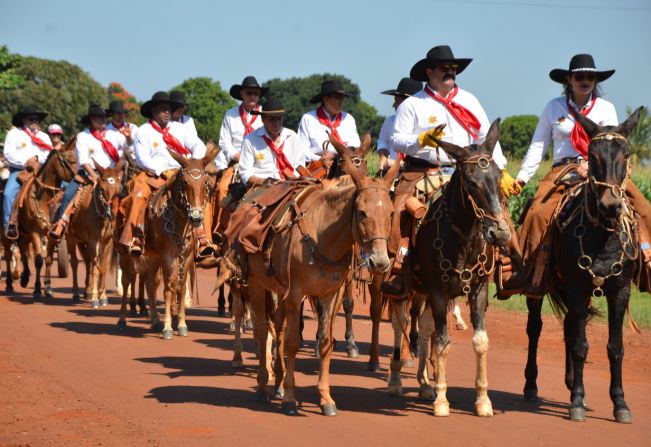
418,124,446,149
576,160,588,178
500,169,517,199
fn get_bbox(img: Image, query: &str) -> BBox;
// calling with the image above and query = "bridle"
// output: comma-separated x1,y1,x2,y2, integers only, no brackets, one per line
352,183,393,248
586,131,630,207
173,166,210,225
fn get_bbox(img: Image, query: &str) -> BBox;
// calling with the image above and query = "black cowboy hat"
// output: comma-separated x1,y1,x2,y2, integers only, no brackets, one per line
229,76,270,101
80,104,107,125
251,98,286,117
549,54,615,84
381,77,423,97
169,91,186,105
310,80,352,104
409,45,473,82
140,91,183,119
106,100,126,115
12,105,48,127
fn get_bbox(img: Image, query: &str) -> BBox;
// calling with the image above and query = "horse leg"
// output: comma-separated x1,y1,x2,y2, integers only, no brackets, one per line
231,287,245,368
409,295,420,357
161,261,177,340
137,274,147,316
217,284,226,317
116,264,123,297
565,306,589,422
452,298,468,330
273,297,287,399
342,283,359,358
176,257,192,337
368,274,383,372
388,299,408,396
117,256,131,331
316,292,339,416
44,237,56,298
313,298,324,357
97,242,113,306
32,235,43,299
431,292,451,416
607,289,633,423
524,297,544,401
417,300,435,401
400,298,414,368
470,284,493,417
69,241,80,303
18,239,30,289
145,266,162,332
87,242,101,308
250,286,270,402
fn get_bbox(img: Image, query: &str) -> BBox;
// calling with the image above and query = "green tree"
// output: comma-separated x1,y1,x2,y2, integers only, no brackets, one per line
263,73,384,139
0,56,105,141
169,77,235,142
108,82,144,125
500,114,539,160
0,46,25,90
627,106,651,165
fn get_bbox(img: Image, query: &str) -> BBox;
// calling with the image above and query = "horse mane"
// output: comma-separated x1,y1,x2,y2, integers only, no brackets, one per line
35,150,58,177
320,176,356,206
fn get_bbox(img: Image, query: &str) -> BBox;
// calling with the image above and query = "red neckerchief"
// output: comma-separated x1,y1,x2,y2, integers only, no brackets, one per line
90,129,120,162
239,105,259,136
262,134,293,180
22,127,52,151
566,96,597,158
424,85,481,139
316,106,344,144
149,120,190,156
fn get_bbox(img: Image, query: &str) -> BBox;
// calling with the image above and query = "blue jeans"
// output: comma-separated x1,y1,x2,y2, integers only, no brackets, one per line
54,178,80,221
3,169,22,227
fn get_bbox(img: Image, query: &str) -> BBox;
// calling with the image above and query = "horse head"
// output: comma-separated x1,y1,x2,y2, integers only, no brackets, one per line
430,119,511,245
573,106,643,220
329,133,399,273
93,159,125,218
53,135,78,182
166,144,219,227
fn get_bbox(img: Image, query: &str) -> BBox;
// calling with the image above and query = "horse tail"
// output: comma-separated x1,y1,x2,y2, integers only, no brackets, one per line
626,303,642,334
547,291,602,322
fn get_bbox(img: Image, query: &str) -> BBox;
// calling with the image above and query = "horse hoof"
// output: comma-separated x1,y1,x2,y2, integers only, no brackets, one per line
419,387,435,401
455,322,469,331
151,322,164,332
228,321,235,332
99,298,108,307
217,308,226,318
281,401,298,415
387,383,402,397
91,300,99,309
129,308,138,317
255,389,269,403
244,320,253,331
139,308,149,318
162,329,173,340
523,389,540,402
614,409,633,424
72,294,81,304
117,320,127,331
321,403,337,417
434,401,450,417
231,359,243,368
346,347,359,358
85,292,93,300
33,291,42,300
274,386,285,399
178,326,188,337
6,284,13,293
368,360,380,372
401,358,414,369
476,402,494,417
569,406,586,422
44,291,53,300
20,276,29,288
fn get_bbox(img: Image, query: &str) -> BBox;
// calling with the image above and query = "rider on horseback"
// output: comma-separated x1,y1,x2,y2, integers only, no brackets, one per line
49,104,127,240
3,106,53,240
106,100,138,160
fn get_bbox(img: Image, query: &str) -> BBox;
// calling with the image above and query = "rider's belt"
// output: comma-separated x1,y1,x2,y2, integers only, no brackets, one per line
552,156,584,168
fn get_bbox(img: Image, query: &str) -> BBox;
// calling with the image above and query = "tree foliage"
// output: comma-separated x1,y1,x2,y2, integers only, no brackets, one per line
0,56,105,141
500,114,539,160
0,46,25,90
263,73,385,139
108,82,144,125
170,77,235,142
626,106,651,165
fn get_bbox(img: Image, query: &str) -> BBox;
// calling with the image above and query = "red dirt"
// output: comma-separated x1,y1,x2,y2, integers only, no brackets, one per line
1,267,650,447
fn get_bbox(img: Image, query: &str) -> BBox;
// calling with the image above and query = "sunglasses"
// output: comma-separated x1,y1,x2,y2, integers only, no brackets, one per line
241,89,261,97
573,73,597,82
437,64,459,72
27,115,41,122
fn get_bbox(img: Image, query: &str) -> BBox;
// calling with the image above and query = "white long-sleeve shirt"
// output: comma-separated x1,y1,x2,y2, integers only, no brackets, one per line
175,115,198,139
298,109,361,156
391,86,507,168
3,127,51,169
134,121,206,176
517,95,618,183
218,105,263,162
106,121,138,158
377,114,397,159
239,127,306,184
76,128,126,169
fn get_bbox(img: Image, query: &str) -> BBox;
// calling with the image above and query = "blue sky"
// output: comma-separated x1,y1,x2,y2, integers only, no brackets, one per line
2,0,650,126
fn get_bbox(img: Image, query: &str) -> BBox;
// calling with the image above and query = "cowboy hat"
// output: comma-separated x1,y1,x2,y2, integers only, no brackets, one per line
106,100,127,115
140,91,183,119
409,45,472,82
381,77,423,97
12,105,48,127
549,54,615,83
251,98,286,117
80,104,107,125
229,76,270,101
310,80,352,104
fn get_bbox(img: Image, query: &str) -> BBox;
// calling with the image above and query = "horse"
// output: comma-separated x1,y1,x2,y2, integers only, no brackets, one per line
391,119,510,417
66,160,125,307
117,146,218,336
224,137,399,416
523,107,644,423
6,141,77,297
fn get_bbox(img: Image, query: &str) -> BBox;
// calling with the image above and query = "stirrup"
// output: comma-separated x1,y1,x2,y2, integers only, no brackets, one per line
48,221,66,241
5,223,19,241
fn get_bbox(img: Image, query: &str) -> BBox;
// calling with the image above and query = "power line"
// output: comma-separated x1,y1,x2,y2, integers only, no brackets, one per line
426,0,651,12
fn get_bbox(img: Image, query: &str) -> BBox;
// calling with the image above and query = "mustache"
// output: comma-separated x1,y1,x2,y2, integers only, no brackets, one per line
443,74,456,82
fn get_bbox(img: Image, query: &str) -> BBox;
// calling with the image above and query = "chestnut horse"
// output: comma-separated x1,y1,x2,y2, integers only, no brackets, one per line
66,160,125,307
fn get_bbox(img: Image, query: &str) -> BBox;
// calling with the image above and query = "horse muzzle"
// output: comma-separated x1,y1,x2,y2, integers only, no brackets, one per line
363,239,391,273
483,218,511,245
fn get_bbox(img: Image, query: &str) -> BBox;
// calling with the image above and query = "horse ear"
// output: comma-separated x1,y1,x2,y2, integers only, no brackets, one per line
93,160,105,176
327,132,364,187
353,133,372,158
428,124,467,162
202,140,220,167
616,106,644,138
482,118,500,152
572,107,600,139
115,157,126,173
382,157,401,190
166,148,188,167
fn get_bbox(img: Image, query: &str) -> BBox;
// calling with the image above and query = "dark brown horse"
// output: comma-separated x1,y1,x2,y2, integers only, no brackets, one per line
524,107,643,423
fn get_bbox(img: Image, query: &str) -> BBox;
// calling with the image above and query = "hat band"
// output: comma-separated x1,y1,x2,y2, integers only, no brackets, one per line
570,67,597,72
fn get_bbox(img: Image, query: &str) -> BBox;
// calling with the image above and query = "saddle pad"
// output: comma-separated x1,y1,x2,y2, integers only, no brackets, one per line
416,174,450,195
271,186,315,233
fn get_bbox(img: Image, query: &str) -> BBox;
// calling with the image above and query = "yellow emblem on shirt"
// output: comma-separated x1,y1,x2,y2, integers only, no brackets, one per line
255,151,265,161
153,141,159,148
89,148,95,155
558,116,566,123
20,142,26,148
428,116,438,125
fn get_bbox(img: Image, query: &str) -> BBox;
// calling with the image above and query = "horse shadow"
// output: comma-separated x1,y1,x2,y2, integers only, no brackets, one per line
134,355,256,379
50,320,150,338
3,289,75,307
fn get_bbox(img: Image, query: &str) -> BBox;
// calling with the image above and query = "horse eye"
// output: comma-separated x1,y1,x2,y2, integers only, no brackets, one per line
358,210,368,219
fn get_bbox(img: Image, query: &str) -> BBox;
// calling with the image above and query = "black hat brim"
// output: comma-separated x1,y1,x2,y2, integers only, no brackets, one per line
80,112,107,126
409,58,472,82
229,85,270,101
309,91,351,104
251,110,286,117
549,68,615,84
12,111,47,127
381,89,411,97
140,98,183,119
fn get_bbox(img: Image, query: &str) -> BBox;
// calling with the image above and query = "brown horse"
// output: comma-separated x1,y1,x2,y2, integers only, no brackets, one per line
226,139,399,416
66,160,125,307
7,142,77,298
118,147,218,336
